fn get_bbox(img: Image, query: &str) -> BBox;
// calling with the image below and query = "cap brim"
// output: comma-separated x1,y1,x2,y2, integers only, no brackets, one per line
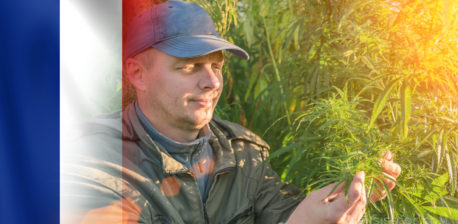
153,35,249,60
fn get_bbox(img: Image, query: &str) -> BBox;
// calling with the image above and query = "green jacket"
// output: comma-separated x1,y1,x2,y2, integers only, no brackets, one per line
61,103,303,223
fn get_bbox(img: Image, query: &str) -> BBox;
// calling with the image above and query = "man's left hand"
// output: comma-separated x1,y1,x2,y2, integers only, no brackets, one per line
370,150,401,201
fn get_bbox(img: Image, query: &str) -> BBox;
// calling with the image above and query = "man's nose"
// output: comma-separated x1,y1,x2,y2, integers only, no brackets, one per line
198,65,221,90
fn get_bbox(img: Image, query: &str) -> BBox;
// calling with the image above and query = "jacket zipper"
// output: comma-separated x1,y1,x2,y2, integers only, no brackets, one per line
186,171,209,224
203,167,234,224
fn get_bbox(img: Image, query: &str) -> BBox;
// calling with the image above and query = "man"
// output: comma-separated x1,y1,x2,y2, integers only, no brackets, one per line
62,1,401,223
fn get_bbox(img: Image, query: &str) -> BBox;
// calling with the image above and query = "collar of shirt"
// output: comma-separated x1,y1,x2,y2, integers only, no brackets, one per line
134,101,211,167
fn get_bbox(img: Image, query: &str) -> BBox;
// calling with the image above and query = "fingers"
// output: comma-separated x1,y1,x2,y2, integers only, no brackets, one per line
344,172,367,224
289,172,372,224
370,172,396,201
329,172,366,223
331,172,365,210
286,181,349,223
381,150,393,161
380,160,401,178
343,180,367,224
344,196,366,223
322,181,346,203
347,171,365,205
371,150,401,202
370,179,386,201
379,151,401,177
382,173,396,190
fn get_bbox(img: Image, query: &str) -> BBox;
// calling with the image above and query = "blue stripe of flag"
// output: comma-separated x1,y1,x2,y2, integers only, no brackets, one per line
0,0,60,223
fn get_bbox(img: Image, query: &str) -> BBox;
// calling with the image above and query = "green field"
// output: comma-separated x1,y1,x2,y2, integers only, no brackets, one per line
195,0,458,222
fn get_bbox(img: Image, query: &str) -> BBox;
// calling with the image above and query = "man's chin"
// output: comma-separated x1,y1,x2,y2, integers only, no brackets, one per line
182,112,213,130
194,117,212,128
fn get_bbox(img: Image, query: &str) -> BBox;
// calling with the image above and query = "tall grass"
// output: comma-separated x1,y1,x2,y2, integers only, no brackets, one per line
193,0,458,222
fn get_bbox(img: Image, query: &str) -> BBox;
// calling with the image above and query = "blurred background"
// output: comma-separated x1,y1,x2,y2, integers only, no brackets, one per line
200,0,457,223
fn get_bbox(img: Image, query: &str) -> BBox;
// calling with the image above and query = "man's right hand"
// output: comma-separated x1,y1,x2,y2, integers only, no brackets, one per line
286,171,367,224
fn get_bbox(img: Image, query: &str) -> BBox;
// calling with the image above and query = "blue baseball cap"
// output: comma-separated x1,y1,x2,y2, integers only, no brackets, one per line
124,0,249,60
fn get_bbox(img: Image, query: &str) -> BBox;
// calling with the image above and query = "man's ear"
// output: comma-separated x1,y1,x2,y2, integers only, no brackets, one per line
125,58,148,91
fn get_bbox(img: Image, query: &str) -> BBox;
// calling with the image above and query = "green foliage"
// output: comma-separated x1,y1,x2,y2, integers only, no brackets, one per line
194,0,458,222
269,88,386,189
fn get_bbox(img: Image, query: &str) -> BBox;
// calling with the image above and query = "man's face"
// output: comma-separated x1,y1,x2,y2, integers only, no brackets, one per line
139,49,224,134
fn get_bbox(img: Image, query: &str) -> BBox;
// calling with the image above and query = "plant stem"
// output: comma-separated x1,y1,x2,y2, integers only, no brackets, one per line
262,16,292,125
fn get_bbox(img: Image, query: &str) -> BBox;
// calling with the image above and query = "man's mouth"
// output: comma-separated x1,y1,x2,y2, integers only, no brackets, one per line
189,93,219,108
190,97,214,108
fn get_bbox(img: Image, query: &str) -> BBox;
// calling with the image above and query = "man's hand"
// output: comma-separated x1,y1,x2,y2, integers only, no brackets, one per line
370,150,401,202
286,151,401,224
286,171,367,224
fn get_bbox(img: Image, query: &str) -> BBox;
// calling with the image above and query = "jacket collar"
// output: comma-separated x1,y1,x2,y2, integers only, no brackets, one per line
122,102,236,175
208,121,236,173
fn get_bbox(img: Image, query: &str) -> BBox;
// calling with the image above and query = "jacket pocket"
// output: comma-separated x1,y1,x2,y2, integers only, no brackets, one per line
225,206,254,224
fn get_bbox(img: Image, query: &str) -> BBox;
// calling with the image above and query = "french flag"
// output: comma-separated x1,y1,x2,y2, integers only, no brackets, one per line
0,0,124,223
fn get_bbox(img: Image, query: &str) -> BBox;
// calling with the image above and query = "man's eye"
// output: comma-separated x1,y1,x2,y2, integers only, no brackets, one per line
184,65,195,70
178,64,196,72
212,64,222,71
